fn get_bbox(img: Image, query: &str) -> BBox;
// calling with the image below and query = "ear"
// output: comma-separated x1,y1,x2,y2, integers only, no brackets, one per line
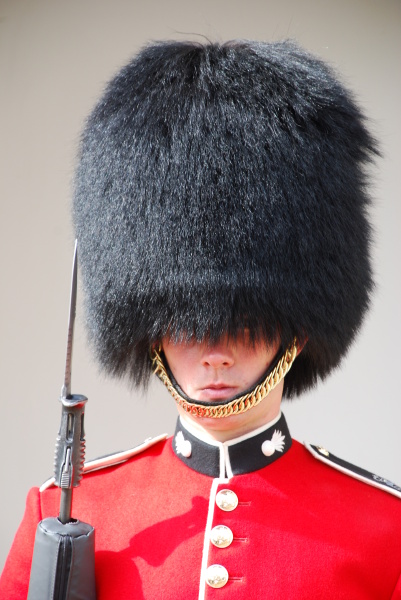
296,337,308,357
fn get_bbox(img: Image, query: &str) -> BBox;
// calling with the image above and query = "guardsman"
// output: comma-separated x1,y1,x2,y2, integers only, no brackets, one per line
1,40,401,599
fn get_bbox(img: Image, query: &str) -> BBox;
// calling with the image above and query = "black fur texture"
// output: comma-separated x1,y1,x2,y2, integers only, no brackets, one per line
73,40,378,397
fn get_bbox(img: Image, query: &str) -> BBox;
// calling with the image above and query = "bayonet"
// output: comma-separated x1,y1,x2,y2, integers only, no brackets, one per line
61,240,78,400
27,242,96,599
54,241,88,524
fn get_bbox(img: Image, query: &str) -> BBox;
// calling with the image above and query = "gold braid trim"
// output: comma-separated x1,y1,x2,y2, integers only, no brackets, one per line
150,338,297,419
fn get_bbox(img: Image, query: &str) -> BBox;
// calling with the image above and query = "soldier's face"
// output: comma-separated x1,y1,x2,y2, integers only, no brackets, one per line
161,333,284,440
162,333,280,402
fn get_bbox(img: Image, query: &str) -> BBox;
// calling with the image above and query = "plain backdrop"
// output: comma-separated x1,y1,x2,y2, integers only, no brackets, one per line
1,0,400,573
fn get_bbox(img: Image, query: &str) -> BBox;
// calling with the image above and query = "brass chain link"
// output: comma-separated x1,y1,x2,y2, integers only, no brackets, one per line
150,338,297,418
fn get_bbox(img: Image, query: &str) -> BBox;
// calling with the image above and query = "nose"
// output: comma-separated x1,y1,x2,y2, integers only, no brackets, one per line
201,340,234,369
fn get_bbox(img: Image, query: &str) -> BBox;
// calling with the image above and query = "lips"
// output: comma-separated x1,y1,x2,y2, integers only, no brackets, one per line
198,383,238,401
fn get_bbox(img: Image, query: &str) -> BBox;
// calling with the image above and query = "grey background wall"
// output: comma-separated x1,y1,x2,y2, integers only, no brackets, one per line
1,0,400,573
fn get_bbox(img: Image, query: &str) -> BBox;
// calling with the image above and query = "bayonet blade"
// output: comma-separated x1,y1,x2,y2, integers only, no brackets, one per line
61,240,78,399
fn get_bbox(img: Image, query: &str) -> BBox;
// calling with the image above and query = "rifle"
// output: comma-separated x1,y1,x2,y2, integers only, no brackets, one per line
27,242,96,600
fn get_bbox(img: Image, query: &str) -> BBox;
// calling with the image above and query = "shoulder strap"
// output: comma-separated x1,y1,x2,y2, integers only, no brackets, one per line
40,433,168,492
304,442,401,500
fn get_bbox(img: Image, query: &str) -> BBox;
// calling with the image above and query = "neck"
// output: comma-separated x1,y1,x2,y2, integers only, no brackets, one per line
180,409,283,444
177,382,283,442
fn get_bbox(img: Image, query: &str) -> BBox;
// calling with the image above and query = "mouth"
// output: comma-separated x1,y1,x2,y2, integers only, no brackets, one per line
198,383,238,401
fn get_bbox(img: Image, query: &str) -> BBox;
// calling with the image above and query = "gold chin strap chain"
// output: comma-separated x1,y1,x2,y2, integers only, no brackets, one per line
150,338,298,419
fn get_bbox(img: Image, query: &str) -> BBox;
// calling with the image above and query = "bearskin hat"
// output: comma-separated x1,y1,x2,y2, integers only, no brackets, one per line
73,39,378,397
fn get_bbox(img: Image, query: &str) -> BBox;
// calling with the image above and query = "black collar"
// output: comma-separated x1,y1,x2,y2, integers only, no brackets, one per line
172,412,292,478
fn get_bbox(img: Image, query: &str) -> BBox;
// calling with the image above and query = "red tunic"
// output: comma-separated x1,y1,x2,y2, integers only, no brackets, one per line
1,414,401,599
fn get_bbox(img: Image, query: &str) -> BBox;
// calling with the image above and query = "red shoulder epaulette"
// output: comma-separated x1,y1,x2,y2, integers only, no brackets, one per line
39,433,168,492
305,442,401,500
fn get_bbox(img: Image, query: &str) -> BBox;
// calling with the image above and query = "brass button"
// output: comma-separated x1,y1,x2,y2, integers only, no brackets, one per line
205,564,229,588
210,525,233,548
216,489,238,511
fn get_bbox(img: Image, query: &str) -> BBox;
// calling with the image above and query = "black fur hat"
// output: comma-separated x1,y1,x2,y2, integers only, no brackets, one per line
73,39,378,397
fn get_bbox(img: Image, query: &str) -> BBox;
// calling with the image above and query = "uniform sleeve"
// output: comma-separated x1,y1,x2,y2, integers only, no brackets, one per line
0,487,42,599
